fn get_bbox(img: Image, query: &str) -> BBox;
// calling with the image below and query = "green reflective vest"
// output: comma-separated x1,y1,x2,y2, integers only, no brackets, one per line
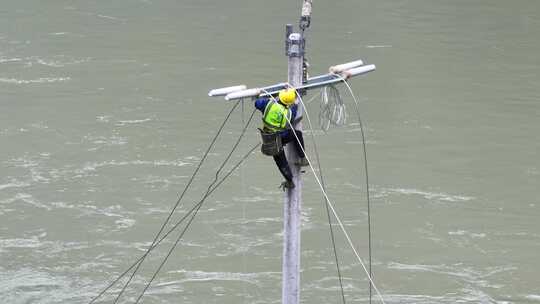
262,101,291,132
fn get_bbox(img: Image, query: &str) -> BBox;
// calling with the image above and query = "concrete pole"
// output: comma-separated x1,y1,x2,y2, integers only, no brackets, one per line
282,24,304,304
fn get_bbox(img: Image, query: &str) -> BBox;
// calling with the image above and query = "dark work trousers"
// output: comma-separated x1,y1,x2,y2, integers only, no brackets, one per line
273,129,305,182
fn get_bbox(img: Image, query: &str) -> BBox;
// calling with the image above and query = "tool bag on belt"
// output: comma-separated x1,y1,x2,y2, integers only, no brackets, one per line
258,128,283,156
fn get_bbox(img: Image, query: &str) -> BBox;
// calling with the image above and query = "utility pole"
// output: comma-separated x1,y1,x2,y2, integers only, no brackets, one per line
208,2,376,303
282,24,304,304
282,3,311,304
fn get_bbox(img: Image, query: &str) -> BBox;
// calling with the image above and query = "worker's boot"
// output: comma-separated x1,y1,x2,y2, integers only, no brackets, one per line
279,180,295,191
295,157,309,167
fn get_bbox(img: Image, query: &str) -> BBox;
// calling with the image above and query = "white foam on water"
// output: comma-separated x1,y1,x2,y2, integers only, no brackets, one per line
0,180,30,190
460,286,500,303
0,57,22,63
380,187,474,202
141,281,184,296
167,269,276,286
214,217,281,226
80,159,191,172
0,193,51,210
115,118,152,126
526,295,540,301
114,217,135,229
96,115,112,123
232,196,271,203
4,156,40,168
48,201,128,220
0,77,71,84
388,262,516,289
0,268,93,303
87,134,128,146
0,237,42,249
96,14,126,22
366,44,393,48
29,122,49,130
35,58,64,67
35,55,91,66
30,167,51,183
448,230,487,238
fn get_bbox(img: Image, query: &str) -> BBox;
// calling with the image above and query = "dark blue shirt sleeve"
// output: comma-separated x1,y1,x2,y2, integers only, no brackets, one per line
254,97,270,113
289,104,298,121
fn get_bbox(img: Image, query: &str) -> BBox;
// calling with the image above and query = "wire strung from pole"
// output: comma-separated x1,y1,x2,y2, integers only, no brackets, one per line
111,100,242,304
264,85,346,303
291,91,347,303
90,100,241,304
133,108,256,303
263,85,387,304
293,92,385,304
319,84,347,132
87,142,260,304
333,75,374,304
133,108,257,304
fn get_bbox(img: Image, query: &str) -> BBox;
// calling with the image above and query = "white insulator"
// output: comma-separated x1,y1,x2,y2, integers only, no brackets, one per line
344,64,376,77
329,60,364,74
208,85,247,97
301,0,312,16
225,88,261,101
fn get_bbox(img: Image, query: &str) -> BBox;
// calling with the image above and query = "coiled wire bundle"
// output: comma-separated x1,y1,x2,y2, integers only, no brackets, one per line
319,84,346,131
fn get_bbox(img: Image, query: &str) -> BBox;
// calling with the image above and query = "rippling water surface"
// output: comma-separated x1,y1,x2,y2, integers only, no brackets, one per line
1,1,539,303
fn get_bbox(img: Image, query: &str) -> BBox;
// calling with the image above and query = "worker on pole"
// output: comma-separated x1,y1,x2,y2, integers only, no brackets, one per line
255,88,309,190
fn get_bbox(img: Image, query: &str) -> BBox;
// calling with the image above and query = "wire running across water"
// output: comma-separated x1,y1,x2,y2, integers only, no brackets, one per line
133,108,257,303
103,100,242,304
90,142,260,304
88,101,255,304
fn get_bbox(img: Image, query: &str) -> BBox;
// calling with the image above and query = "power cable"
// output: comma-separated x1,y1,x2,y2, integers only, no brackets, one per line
90,100,241,304
333,76,374,303
88,142,260,304
319,85,347,131
300,96,347,304
133,108,257,303
311,77,376,303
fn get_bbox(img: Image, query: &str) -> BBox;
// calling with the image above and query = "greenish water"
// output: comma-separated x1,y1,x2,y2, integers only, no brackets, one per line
1,1,539,303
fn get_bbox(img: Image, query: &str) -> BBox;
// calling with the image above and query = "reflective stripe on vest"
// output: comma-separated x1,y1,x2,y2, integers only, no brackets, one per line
262,101,291,132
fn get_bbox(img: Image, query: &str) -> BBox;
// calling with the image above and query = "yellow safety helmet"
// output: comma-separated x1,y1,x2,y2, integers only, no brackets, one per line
278,89,296,106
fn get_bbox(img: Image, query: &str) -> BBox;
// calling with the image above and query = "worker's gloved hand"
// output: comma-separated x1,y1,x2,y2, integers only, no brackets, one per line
279,180,295,191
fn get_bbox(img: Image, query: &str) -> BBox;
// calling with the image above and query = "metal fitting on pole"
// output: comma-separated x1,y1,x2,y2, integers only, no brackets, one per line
299,0,312,30
286,32,305,58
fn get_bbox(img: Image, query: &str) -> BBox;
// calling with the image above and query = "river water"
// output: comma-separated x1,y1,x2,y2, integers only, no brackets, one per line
1,1,539,303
